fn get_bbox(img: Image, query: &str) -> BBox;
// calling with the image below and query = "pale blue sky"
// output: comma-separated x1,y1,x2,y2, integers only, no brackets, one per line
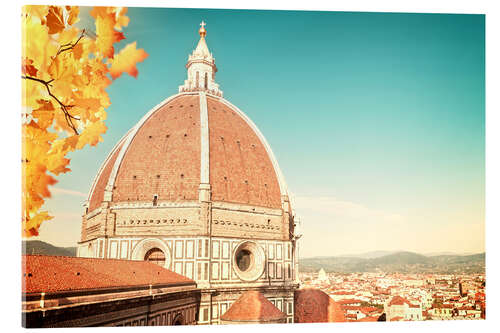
32,8,484,257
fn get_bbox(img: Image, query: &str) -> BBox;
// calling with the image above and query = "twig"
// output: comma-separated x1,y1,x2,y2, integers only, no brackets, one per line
21,75,80,134
56,29,85,56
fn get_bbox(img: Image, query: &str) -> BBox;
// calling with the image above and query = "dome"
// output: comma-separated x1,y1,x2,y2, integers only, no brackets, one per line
79,22,298,326
220,290,286,324
87,92,287,212
294,288,346,323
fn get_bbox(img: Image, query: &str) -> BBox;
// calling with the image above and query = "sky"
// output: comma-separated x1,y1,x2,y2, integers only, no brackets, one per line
29,7,485,258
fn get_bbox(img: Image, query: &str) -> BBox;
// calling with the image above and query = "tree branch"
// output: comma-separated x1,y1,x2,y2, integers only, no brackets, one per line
56,29,85,56
21,75,80,134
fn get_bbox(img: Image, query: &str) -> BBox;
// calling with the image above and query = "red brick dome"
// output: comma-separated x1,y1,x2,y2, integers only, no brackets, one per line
294,288,346,323
87,92,288,213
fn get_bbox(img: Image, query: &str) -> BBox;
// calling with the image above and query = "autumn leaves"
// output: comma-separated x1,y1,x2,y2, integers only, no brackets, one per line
21,6,148,236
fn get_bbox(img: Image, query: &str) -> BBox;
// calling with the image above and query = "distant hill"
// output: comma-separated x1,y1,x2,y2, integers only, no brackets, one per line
338,251,397,259
300,251,485,274
22,240,77,257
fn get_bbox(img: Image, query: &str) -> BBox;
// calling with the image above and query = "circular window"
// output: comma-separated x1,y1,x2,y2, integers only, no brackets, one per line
232,241,266,281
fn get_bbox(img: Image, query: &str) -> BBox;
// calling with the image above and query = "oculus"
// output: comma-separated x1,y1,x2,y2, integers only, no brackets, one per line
232,241,266,281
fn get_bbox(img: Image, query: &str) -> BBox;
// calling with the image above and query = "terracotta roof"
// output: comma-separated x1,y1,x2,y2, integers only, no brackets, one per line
294,288,346,323
338,299,363,305
22,255,194,294
220,291,286,322
360,306,381,314
358,316,378,322
87,92,284,212
343,305,361,311
388,296,411,306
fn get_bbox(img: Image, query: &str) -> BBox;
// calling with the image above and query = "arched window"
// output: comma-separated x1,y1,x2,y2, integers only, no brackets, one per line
204,72,208,89
144,248,166,266
195,71,199,88
172,313,184,325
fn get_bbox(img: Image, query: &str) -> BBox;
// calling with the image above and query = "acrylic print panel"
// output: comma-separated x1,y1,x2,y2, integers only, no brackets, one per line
21,4,485,328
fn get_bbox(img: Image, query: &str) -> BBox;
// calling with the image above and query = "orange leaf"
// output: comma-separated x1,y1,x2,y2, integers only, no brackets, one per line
45,6,65,34
109,42,148,79
22,58,38,77
73,42,83,59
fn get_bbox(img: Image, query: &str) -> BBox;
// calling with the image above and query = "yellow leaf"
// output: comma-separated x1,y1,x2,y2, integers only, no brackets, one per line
32,99,55,129
21,5,148,237
66,6,80,26
23,5,49,21
109,42,148,79
76,120,107,149
23,211,54,237
115,7,129,30
57,27,79,47
94,9,125,59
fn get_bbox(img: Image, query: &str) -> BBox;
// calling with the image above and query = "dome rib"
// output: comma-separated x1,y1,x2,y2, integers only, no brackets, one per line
214,95,289,199
103,93,197,203
86,129,131,211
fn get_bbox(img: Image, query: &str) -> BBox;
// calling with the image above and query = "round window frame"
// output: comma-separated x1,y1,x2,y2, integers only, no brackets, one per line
232,241,266,282
131,238,172,270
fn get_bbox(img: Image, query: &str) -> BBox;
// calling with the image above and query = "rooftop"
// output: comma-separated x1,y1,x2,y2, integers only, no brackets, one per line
22,255,194,294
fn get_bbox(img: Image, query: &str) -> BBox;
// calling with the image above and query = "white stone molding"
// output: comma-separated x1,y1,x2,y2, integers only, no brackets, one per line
110,201,200,210
130,237,172,270
85,129,132,205
232,240,267,282
211,201,282,216
199,92,210,185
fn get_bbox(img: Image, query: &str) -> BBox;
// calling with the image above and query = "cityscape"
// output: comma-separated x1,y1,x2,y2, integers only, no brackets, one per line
299,264,485,321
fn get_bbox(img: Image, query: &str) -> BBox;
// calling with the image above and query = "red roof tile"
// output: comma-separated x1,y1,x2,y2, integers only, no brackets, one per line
294,288,346,323
358,316,378,322
220,291,286,322
388,296,411,306
22,255,194,294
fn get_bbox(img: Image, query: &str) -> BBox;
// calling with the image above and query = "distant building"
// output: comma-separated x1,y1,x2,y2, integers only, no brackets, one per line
459,281,480,297
317,268,328,282
384,296,422,321
431,304,454,320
